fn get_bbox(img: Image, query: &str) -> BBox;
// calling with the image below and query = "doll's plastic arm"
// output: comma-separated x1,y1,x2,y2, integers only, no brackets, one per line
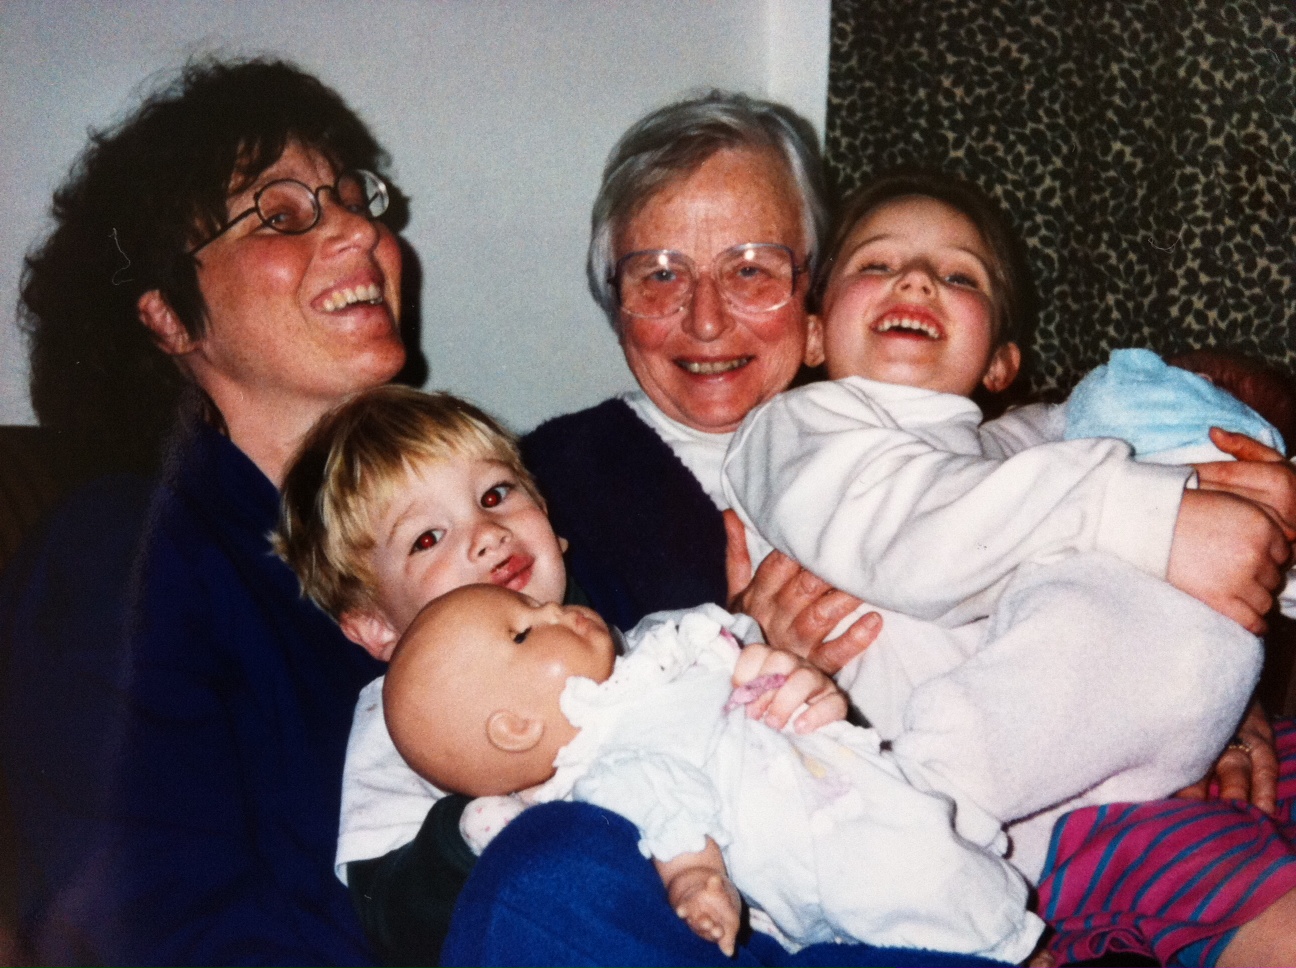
731,642,848,732
655,837,741,956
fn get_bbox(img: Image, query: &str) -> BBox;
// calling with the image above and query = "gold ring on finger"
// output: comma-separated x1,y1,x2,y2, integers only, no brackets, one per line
1225,735,1254,756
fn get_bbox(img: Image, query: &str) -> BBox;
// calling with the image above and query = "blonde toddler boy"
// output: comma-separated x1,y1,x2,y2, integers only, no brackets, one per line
273,385,848,958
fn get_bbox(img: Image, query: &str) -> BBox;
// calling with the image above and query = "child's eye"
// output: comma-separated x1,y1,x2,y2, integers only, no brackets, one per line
410,529,444,554
945,272,981,289
513,627,531,644
858,261,891,274
481,482,513,509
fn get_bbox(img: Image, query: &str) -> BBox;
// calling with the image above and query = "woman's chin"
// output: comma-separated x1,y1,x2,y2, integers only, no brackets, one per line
672,402,751,434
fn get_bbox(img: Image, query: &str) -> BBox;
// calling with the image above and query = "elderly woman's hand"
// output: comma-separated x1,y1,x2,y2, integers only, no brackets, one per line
724,509,882,675
1176,700,1279,815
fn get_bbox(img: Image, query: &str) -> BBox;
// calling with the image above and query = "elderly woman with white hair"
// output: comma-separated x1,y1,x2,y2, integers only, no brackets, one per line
521,90,882,670
433,93,987,968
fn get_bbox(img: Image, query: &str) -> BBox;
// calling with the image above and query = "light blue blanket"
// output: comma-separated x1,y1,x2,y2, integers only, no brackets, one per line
1065,348,1284,461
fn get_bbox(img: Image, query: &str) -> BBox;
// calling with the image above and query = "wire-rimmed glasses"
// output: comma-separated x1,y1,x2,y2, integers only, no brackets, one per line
611,243,805,318
188,169,389,255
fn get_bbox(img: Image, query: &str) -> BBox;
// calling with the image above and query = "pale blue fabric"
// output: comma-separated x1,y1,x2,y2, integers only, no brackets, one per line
1065,348,1284,458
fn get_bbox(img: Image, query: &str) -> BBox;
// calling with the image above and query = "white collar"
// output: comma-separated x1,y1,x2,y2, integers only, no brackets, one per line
621,390,732,510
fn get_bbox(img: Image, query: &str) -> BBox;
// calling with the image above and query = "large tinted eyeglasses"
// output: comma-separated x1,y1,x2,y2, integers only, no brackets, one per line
188,169,389,255
611,243,806,318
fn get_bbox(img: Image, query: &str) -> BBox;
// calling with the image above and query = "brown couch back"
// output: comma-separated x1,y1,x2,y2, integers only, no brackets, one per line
0,427,94,577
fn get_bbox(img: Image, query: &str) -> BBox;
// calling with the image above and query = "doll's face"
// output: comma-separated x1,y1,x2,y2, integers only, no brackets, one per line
431,584,618,693
383,584,617,795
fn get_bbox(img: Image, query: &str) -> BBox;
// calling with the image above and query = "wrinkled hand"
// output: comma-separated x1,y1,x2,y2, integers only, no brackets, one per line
668,866,742,956
1193,428,1296,541
1176,700,1278,815
724,509,883,674
1167,489,1288,634
732,642,848,733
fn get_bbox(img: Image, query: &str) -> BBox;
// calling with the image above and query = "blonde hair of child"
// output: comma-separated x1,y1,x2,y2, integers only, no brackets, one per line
273,385,543,619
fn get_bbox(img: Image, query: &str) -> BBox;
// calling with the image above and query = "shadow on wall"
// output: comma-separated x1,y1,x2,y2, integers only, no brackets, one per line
393,235,428,389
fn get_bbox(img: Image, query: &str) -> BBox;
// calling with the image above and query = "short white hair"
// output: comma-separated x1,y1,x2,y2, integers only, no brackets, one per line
586,90,828,328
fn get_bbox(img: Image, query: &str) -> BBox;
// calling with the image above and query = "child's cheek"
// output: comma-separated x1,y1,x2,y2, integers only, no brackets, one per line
824,280,879,331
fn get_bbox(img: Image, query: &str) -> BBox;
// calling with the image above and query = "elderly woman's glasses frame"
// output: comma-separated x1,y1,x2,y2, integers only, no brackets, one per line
188,169,389,255
612,243,806,318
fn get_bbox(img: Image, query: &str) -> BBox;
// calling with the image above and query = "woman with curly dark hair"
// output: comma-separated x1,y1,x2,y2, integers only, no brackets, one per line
3,58,411,963
21,59,403,477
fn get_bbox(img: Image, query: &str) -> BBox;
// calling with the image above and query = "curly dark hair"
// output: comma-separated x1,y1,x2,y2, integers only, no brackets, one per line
20,57,391,473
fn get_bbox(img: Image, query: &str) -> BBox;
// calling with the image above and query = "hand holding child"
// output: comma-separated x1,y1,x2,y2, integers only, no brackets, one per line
724,509,883,675
731,641,849,733
656,839,742,956
1177,699,1279,816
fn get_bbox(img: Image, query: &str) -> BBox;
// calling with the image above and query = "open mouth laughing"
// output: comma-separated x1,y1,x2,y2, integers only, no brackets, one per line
872,314,943,340
319,282,385,313
675,356,753,375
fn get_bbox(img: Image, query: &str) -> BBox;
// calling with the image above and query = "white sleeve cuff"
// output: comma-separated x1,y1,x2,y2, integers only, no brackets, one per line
1094,461,1192,578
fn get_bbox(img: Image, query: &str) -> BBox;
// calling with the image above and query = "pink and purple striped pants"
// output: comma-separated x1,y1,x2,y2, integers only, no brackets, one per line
1038,718,1296,965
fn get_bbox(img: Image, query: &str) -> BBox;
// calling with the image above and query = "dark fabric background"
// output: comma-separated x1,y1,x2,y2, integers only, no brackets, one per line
825,0,1294,397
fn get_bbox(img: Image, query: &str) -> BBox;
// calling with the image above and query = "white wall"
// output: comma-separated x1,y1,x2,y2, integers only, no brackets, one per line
0,0,829,435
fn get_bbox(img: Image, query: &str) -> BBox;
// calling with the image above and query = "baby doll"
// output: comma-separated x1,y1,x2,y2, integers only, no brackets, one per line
383,582,1045,963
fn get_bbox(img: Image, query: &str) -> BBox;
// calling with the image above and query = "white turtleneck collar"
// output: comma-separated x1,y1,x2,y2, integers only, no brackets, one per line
621,390,733,511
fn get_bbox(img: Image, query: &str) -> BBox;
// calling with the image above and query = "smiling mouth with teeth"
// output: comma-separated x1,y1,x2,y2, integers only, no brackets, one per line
321,282,384,313
874,317,941,340
676,357,753,375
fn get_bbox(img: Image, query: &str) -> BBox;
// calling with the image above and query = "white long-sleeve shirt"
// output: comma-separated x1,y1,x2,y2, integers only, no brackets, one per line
722,379,1259,879
723,378,1191,627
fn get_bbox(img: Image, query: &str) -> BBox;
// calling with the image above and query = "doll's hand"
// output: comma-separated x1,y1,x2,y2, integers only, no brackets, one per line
732,642,848,733
667,865,742,956
724,510,883,675
1175,699,1278,816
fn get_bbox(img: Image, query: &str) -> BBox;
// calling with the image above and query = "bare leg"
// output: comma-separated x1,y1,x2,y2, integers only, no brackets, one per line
1217,886,1296,966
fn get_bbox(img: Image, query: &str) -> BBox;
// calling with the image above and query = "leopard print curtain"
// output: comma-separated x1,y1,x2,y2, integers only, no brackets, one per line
825,0,1294,397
